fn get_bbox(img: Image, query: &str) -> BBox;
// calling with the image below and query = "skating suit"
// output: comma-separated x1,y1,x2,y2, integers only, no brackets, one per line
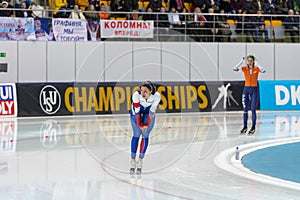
130,90,161,159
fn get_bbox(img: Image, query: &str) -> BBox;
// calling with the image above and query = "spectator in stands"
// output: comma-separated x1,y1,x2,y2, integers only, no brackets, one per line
29,0,45,18
169,6,182,30
98,3,110,19
69,4,86,19
147,0,163,12
67,0,75,9
143,7,155,20
242,0,252,13
277,0,288,20
191,0,207,12
54,2,71,18
15,1,32,17
249,0,266,13
128,9,142,19
235,9,256,42
169,0,186,12
157,6,169,27
230,0,243,15
265,0,278,14
283,9,299,42
207,0,221,13
157,7,170,40
217,8,232,41
54,0,67,14
84,4,99,20
0,1,13,17
190,7,207,41
287,0,300,12
205,7,221,42
89,0,100,10
219,0,231,13
123,0,138,11
253,10,270,42
110,0,124,12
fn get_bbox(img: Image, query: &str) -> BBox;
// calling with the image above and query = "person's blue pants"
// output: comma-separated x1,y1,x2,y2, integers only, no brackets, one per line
242,86,259,127
130,113,155,159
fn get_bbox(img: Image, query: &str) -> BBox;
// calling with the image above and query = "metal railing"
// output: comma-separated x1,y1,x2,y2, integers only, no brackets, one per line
0,7,299,42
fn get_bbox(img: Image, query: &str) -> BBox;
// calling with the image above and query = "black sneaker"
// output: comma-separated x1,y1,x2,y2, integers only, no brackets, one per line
248,126,255,134
240,126,247,134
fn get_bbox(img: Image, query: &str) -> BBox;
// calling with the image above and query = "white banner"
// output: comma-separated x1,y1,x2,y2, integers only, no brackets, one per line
100,20,154,38
52,19,87,41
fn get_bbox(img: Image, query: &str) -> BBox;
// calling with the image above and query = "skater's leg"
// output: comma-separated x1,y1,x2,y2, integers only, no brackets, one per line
241,88,249,133
248,88,259,134
130,115,141,159
250,88,259,127
139,114,155,159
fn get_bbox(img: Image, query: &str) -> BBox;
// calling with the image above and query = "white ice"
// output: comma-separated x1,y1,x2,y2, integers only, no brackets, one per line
0,111,300,200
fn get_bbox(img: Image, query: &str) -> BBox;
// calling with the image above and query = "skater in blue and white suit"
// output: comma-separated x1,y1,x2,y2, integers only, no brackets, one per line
130,81,161,173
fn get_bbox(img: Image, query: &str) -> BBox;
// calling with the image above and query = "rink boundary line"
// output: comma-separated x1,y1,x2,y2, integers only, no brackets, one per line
214,137,300,191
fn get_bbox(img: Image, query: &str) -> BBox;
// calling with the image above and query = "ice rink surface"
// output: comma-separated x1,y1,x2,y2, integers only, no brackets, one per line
1,111,300,200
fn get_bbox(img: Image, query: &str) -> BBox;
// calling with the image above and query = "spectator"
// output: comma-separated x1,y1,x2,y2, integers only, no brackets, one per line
67,0,76,9
54,0,67,13
147,0,163,12
287,0,300,12
29,0,45,18
110,0,124,12
0,1,13,17
265,0,278,14
88,0,100,10
217,8,232,41
84,4,99,20
249,0,266,13
205,7,221,42
243,10,257,42
15,1,32,17
98,3,110,19
219,0,231,13
190,7,207,41
123,0,138,11
143,7,155,20
191,0,207,12
54,2,71,18
208,0,221,13
277,0,288,15
69,4,86,19
169,7,182,29
128,9,142,20
230,0,243,15
157,6,169,27
283,9,299,42
253,10,270,42
242,0,252,13
169,0,186,12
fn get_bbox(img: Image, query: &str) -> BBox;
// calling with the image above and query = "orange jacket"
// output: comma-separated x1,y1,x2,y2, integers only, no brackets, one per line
241,66,262,87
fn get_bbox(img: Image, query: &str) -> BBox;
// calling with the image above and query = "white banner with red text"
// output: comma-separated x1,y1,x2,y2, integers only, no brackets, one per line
52,18,88,41
100,20,154,38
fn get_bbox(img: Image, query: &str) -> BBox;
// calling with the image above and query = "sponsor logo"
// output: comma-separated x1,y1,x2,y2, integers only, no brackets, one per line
275,85,300,106
212,83,239,109
0,84,16,116
39,85,61,115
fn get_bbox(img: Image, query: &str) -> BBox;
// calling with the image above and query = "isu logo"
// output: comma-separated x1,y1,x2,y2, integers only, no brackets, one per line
39,85,61,115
